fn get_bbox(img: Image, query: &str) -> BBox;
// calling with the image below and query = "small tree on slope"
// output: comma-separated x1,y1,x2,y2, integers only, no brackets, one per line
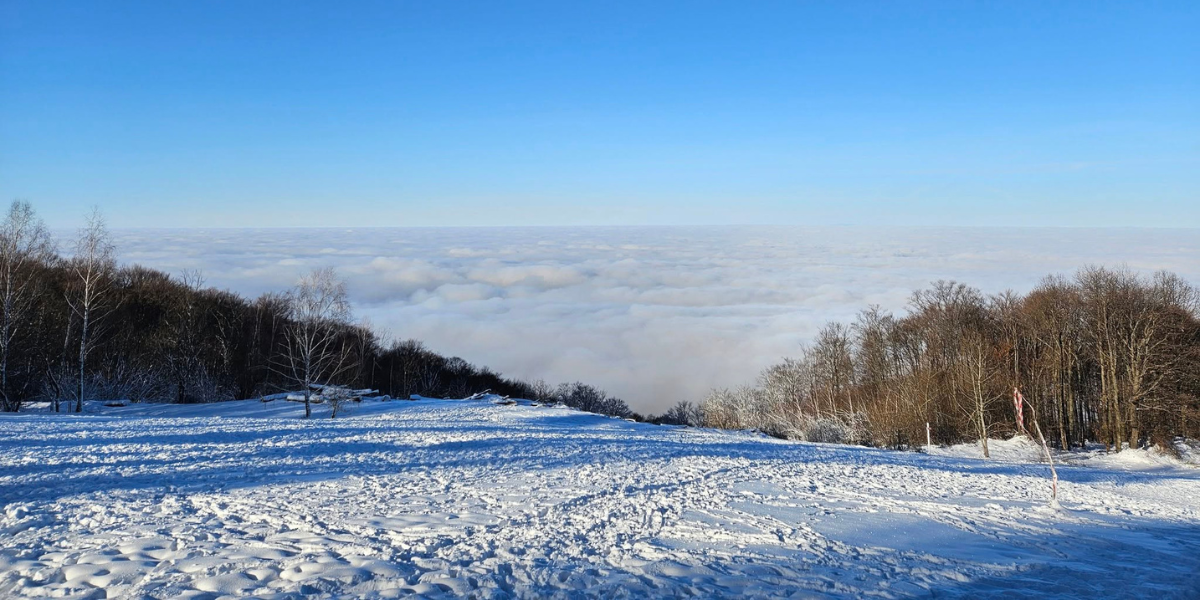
276,267,353,418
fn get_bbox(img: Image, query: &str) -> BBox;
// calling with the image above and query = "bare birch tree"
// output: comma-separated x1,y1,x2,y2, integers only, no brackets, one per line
277,267,353,418
0,200,55,411
65,208,117,413
958,331,999,458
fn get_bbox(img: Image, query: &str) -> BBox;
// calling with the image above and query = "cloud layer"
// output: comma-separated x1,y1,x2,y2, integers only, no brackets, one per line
101,226,1200,413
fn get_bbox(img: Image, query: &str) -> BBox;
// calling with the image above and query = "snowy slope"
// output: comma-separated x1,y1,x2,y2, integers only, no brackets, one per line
2,399,1199,599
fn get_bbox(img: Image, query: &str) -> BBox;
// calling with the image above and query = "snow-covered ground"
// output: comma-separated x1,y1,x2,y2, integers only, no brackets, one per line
2,399,1199,599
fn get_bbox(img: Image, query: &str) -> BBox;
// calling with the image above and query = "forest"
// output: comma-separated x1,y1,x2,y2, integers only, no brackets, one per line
0,200,633,419
675,268,1200,453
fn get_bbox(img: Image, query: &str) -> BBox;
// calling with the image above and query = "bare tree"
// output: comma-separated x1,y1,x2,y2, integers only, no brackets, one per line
0,200,55,411
529,378,554,403
276,267,353,418
554,381,632,418
65,208,117,413
957,331,999,458
324,385,352,418
812,322,855,419
1119,271,1197,448
1025,276,1084,449
163,270,211,403
662,400,702,426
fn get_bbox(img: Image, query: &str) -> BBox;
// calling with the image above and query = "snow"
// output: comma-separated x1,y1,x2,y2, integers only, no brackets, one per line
931,434,1200,471
3,398,1199,598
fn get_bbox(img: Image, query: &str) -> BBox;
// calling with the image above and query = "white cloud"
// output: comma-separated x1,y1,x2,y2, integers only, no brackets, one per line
103,226,1200,414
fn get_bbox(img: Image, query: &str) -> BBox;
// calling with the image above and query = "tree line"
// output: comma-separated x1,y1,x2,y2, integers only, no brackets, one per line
0,200,634,419
671,270,1200,454
11,197,1195,449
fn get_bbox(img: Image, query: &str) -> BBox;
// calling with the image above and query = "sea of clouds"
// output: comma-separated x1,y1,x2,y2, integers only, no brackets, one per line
101,226,1200,414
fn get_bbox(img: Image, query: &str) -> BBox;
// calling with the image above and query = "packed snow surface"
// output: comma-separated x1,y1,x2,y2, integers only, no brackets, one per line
2,399,1199,599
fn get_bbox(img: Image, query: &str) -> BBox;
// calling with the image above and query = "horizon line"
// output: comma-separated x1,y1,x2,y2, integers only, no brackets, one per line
51,223,1200,232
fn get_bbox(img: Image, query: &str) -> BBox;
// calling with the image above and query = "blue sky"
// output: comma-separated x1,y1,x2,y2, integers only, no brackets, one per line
2,1,1197,228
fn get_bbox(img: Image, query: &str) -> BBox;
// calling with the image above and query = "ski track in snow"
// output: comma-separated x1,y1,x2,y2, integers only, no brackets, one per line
2,399,1199,599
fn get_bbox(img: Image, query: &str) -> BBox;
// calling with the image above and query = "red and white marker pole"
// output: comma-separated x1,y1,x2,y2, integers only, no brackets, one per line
1015,387,1059,506
1013,387,1026,435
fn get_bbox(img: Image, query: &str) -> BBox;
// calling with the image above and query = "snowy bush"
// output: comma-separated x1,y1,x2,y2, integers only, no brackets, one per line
695,379,869,444
803,418,849,444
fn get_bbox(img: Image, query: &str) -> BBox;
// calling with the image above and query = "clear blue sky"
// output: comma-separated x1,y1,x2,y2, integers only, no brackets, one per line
2,1,1197,228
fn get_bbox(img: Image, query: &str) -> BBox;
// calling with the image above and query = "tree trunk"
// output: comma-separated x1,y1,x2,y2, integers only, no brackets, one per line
77,310,89,414
1,312,8,412
55,314,72,414
979,408,990,458
1057,368,1069,450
